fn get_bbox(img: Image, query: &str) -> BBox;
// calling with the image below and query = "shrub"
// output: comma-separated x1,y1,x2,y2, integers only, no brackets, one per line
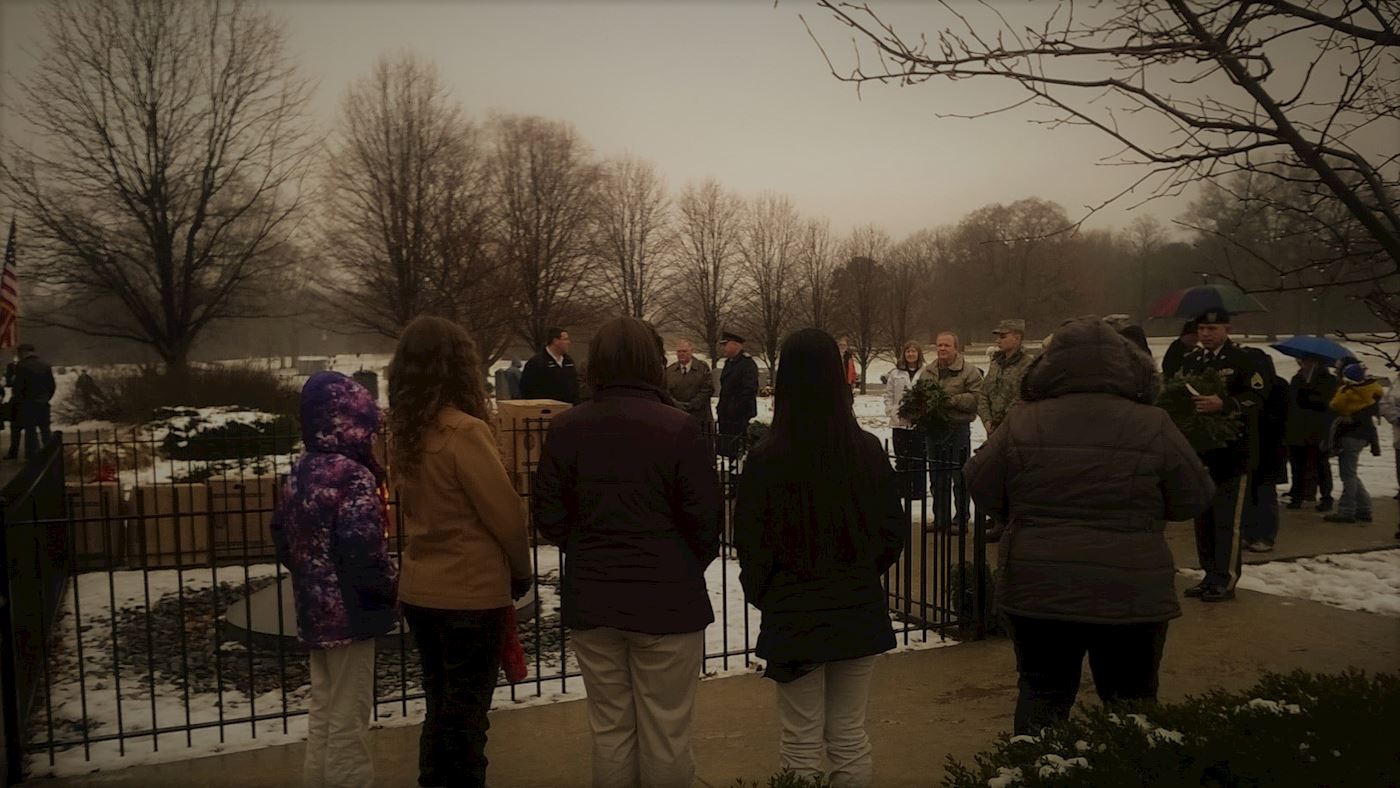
732,772,829,788
943,669,1399,787
155,408,298,461
59,365,301,425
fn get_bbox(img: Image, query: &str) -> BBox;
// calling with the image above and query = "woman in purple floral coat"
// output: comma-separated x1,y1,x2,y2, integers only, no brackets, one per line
272,372,398,788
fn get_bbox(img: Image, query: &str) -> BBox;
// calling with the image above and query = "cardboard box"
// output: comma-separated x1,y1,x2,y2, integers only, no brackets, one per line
494,399,570,492
208,475,278,561
128,483,212,569
64,482,125,570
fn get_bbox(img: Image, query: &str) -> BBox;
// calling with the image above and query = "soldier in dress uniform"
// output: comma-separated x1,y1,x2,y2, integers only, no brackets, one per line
715,331,758,460
1176,308,1271,602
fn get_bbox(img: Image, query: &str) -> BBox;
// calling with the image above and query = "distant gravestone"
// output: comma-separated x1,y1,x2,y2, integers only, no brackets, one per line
352,370,379,402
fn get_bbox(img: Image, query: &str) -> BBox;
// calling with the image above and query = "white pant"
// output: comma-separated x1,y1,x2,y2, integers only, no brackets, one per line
304,638,377,788
775,656,878,788
571,627,705,788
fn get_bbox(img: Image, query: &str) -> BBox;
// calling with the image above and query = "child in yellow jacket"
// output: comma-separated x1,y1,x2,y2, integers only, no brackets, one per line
1325,362,1382,523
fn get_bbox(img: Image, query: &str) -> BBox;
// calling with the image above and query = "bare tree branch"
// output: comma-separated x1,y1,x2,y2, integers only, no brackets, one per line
1,0,316,369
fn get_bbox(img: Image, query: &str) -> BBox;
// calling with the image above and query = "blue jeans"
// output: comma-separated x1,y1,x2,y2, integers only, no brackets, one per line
1335,437,1371,518
927,423,971,526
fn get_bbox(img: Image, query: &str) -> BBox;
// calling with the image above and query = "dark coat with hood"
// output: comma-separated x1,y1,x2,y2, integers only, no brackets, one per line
533,382,722,634
965,317,1215,625
271,372,398,649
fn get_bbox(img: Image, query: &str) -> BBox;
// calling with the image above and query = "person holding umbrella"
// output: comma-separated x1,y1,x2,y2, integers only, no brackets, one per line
1177,309,1272,603
1272,336,1355,513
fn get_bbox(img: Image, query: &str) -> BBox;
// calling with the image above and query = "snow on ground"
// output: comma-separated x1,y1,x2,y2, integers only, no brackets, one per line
30,545,956,778
1180,550,1400,617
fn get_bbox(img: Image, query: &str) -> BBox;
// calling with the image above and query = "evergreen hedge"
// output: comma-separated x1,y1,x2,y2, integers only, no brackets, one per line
944,670,1398,787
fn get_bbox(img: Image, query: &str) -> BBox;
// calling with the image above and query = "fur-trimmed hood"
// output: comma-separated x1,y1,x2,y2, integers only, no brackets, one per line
1022,316,1160,404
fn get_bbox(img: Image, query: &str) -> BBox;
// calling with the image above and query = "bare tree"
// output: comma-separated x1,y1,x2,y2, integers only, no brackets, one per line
809,1,1399,348
0,0,316,371
1124,215,1167,316
1181,168,1389,348
833,256,887,395
737,193,801,370
835,225,892,393
945,198,1080,335
591,156,673,323
491,115,599,351
670,179,745,362
317,54,509,361
795,218,841,333
886,229,937,355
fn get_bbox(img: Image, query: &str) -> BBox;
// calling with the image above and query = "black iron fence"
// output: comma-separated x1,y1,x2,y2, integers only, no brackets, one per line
3,420,989,780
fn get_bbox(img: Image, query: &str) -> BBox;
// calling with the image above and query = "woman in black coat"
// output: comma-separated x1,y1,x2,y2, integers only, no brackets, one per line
734,328,905,788
533,317,722,788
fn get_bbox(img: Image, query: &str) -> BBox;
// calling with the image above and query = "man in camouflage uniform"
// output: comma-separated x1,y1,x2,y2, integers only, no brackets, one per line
1177,308,1271,603
979,318,1034,435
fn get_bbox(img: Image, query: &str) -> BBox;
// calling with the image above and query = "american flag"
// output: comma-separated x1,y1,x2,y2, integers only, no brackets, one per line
0,218,16,350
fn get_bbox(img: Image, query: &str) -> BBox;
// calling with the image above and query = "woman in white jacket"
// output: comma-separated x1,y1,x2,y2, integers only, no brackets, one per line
884,341,926,499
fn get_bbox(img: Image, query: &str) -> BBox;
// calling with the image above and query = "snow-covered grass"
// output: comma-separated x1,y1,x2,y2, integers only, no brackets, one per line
29,543,958,779
1180,549,1400,617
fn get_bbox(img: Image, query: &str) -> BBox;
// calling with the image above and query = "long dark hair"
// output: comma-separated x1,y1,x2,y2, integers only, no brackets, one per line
756,328,872,570
387,316,491,477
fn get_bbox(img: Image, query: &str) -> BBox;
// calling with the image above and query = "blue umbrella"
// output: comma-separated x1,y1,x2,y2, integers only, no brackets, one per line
1270,335,1353,363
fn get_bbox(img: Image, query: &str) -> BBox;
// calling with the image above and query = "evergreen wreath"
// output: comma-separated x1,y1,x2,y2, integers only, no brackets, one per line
898,378,955,433
1156,369,1242,453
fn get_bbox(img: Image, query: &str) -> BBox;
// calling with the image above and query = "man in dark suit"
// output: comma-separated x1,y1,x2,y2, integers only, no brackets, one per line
715,331,758,459
519,327,580,403
665,339,714,437
7,344,55,459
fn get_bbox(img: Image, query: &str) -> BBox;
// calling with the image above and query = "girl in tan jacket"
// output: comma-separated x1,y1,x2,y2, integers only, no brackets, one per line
388,316,532,788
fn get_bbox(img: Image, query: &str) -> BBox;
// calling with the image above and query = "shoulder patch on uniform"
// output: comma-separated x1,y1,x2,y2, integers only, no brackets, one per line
1251,373,1264,390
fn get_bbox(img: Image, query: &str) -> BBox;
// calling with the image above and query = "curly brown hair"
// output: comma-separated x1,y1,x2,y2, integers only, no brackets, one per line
387,316,491,477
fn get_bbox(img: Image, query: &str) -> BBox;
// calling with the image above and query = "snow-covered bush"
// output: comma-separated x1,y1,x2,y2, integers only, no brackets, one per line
59,365,300,426
943,670,1398,787
154,406,296,461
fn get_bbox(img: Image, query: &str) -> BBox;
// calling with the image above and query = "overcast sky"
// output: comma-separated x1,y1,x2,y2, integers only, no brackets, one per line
1,1,1387,240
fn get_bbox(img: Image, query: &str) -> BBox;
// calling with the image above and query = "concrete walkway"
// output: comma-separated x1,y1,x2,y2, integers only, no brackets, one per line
25,502,1400,787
